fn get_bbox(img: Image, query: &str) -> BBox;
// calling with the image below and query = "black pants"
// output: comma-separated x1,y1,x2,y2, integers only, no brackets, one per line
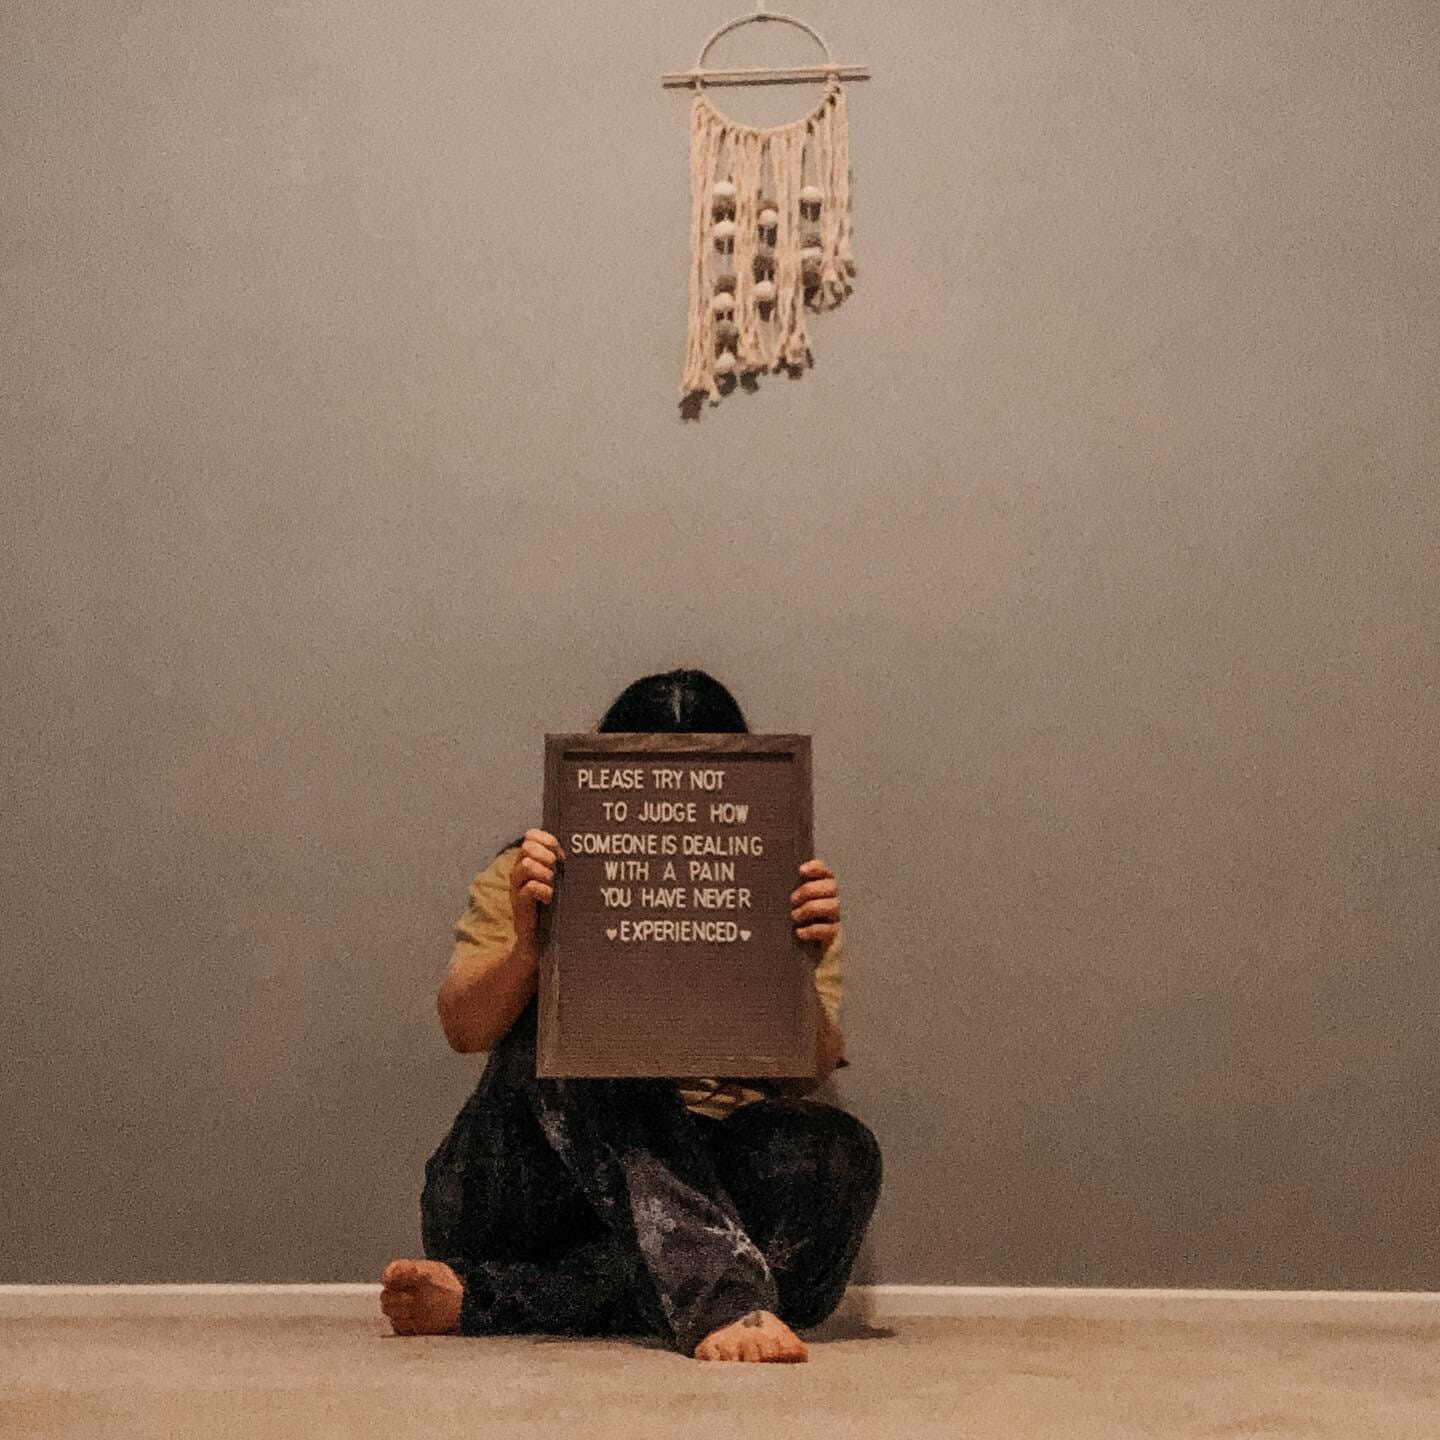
420,1002,881,1356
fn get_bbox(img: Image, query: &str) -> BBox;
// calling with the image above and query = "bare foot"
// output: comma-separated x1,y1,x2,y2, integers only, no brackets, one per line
380,1259,463,1336
694,1309,808,1363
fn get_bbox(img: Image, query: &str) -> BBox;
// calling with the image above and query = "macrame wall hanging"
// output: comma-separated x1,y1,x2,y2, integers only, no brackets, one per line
662,6,871,411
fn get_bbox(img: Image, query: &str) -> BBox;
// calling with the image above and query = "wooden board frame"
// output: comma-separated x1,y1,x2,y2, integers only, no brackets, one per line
539,732,816,1078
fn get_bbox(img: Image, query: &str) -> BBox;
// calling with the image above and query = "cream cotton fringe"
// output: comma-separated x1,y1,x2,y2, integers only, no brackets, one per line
682,75,856,406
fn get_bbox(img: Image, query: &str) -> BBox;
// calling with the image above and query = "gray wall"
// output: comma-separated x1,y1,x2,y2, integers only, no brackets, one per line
3,1,1437,1287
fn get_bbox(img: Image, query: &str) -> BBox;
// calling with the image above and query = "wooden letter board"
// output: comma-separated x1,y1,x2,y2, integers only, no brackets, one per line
538,733,816,1078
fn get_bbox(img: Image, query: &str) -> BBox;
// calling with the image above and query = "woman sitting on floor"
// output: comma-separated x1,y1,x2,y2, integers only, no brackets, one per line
380,669,881,1363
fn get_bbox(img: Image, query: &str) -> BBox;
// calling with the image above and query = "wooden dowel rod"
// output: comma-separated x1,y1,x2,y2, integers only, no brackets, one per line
661,64,870,89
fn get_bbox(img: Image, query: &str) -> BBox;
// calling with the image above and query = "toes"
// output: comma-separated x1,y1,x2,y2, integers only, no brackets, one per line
698,1326,809,1363
382,1260,422,1289
696,1332,743,1361
694,1326,809,1363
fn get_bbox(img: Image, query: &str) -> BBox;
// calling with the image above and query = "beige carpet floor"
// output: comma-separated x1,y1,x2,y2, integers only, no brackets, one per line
2,1311,1436,1439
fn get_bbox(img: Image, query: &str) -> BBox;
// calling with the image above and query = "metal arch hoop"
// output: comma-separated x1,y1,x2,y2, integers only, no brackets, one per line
695,10,834,77
661,4,867,90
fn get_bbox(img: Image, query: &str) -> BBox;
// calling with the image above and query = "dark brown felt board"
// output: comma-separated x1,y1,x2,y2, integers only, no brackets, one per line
538,734,817,1078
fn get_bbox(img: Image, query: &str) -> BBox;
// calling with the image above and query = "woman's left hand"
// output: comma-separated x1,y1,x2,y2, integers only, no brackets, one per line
790,859,841,948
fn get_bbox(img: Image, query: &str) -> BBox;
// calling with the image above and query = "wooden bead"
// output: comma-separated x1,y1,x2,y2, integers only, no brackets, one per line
758,206,779,228
712,292,735,316
715,320,739,345
753,279,776,303
712,180,737,201
713,219,737,243
801,229,822,249
800,185,824,206
714,274,738,294
714,351,737,376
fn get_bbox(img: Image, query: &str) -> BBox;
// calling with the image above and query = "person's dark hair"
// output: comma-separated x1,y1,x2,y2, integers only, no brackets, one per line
496,670,747,855
598,668,748,735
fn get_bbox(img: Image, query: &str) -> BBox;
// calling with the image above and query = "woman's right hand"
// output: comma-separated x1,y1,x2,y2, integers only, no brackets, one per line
510,829,564,945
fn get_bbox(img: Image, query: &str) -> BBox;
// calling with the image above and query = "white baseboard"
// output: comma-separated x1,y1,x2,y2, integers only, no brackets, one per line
1,1283,1437,1328
0,1284,380,1321
831,1284,1440,1329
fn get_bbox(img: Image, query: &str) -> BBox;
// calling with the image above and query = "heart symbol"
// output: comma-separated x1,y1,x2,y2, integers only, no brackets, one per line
605,928,618,941
739,929,751,941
